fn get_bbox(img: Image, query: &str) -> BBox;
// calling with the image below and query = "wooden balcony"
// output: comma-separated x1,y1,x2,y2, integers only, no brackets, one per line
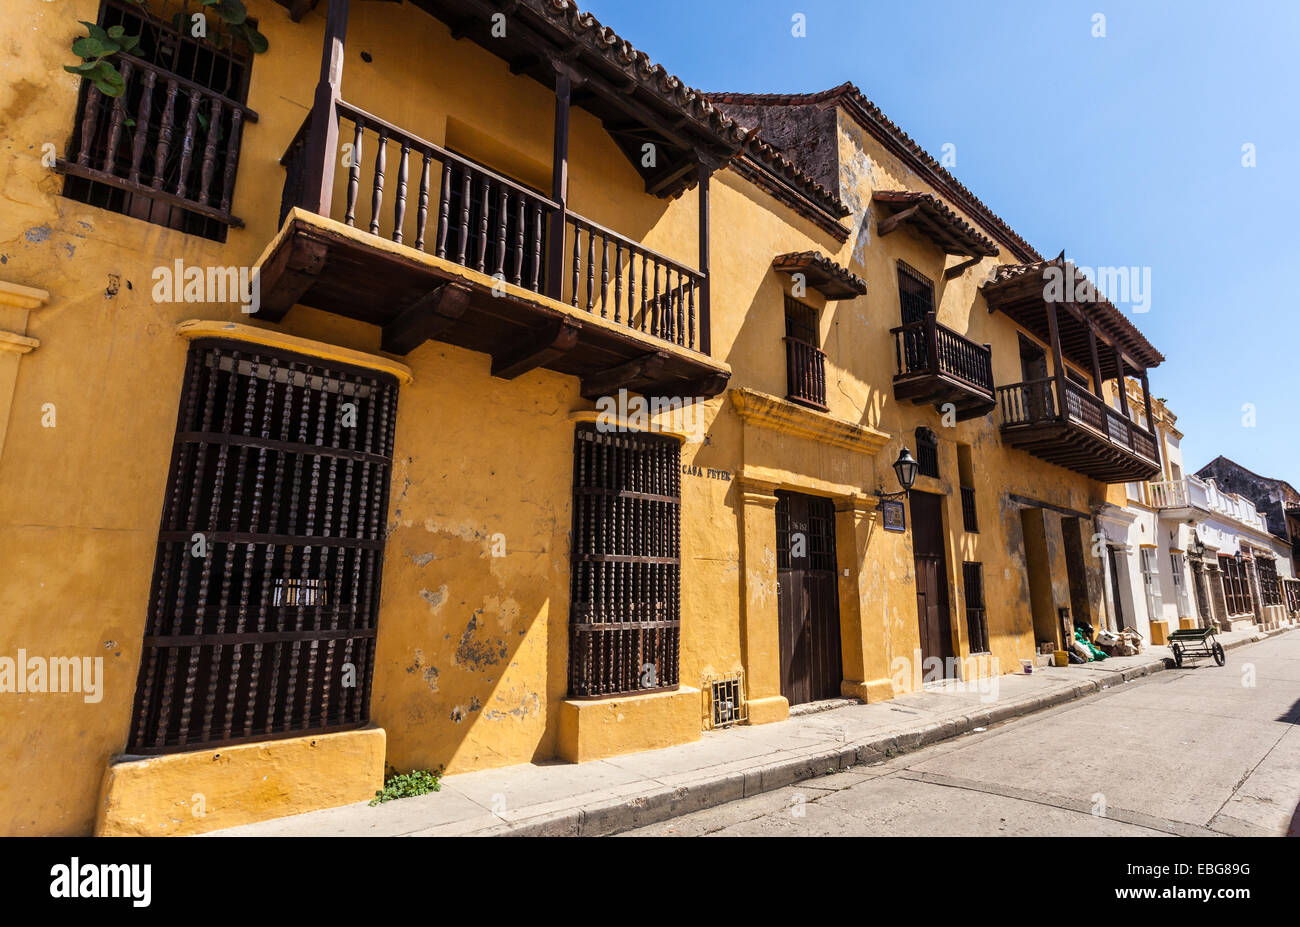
256,101,727,399
251,0,751,400
891,313,995,421
784,336,827,410
996,377,1160,482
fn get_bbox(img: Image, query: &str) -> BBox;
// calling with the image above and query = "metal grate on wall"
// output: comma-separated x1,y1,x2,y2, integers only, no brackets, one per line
127,339,400,753
962,561,989,654
568,424,681,699
915,427,939,479
703,672,748,729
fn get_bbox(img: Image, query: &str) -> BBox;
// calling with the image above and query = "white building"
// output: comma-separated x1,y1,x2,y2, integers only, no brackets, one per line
1094,387,1290,642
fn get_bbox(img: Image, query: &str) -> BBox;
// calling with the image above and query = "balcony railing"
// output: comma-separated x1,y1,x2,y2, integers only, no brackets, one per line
1148,476,1269,532
891,312,995,420
279,100,707,354
58,52,256,228
784,336,828,410
996,377,1160,481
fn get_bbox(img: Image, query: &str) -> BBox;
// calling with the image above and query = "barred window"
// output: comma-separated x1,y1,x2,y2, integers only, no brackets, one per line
128,339,399,753
1218,555,1252,616
962,562,989,654
915,426,939,479
61,0,257,241
1256,557,1282,607
897,262,934,325
568,425,681,698
783,295,826,410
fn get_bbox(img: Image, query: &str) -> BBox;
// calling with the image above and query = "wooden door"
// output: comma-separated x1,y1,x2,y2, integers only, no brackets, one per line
1019,336,1052,421
776,492,842,705
909,490,955,676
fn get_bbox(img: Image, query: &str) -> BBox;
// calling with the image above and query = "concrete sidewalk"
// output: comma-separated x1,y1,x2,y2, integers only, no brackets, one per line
208,624,1293,837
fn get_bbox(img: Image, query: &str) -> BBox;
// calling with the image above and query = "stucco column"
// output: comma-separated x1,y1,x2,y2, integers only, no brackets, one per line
0,280,48,463
835,494,891,702
737,478,787,724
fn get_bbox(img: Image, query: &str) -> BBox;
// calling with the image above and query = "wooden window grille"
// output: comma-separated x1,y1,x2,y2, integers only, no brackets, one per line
127,339,400,753
960,486,978,533
703,672,748,729
915,427,939,479
1256,557,1282,607
1284,578,1300,613
568,425,681,698
962,562,989,654
1218,555,1253,617
61,0,257,240
897,262,935,325
783,295,827,410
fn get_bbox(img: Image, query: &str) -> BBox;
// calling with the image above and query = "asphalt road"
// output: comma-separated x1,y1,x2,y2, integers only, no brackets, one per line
624,632,1300,837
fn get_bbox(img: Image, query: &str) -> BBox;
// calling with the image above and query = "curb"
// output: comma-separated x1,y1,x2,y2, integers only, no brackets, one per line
469,627,1292,836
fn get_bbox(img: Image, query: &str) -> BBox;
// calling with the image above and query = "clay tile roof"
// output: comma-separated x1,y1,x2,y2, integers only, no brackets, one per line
772,251,867,299
983,255,1164,368
530,1,751,153
873,191,999,258
742,132,852,220
709,84,1041,264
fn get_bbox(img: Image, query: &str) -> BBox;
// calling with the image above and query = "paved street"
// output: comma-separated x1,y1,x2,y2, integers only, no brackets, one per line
625,633,1300,837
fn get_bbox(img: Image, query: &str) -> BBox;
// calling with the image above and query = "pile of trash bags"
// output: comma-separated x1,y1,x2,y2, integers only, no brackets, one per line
1073,627,1107,662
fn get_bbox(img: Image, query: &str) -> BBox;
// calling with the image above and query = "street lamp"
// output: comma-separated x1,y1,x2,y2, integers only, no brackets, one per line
1187,522,1205,560
877,447,919,500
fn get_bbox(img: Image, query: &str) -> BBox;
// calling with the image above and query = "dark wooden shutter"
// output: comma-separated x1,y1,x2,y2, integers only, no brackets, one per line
127,338,399,753
568,425,680,698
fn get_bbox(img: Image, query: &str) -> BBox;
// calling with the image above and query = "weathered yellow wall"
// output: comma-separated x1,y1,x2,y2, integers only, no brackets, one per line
95,727,385,836
1,0,1117,836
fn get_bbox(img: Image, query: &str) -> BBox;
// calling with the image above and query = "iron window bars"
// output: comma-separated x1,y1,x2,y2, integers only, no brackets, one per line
915,427,940,479
962,561,989,654
128,339,400,753
568,424,681,698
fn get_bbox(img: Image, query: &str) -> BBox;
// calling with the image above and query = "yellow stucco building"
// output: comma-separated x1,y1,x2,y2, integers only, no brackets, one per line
1,0,1165,835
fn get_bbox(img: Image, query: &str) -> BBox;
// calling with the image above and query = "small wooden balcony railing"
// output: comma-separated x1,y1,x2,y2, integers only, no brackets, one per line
891,312,995,420
268,99,722,398
997,377,1160,482
58,53,256,228
784,336,827,410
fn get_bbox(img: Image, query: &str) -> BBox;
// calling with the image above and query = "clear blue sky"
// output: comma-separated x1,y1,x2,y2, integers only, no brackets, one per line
584,0,1300,482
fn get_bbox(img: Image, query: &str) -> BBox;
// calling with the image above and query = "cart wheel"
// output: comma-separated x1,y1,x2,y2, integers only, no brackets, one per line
1212,642,1225,666
1171,643,1183,667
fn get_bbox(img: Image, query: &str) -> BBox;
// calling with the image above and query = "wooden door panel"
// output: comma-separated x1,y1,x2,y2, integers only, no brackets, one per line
776,492,842,705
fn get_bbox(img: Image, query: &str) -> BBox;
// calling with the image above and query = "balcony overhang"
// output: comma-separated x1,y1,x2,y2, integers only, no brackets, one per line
252,209,730,399
890,316,995,421
873,191,999,260
894,371,995,421
1000,419,1161,482
405,0,748,198
982,255,1163,377
772,251,866,300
